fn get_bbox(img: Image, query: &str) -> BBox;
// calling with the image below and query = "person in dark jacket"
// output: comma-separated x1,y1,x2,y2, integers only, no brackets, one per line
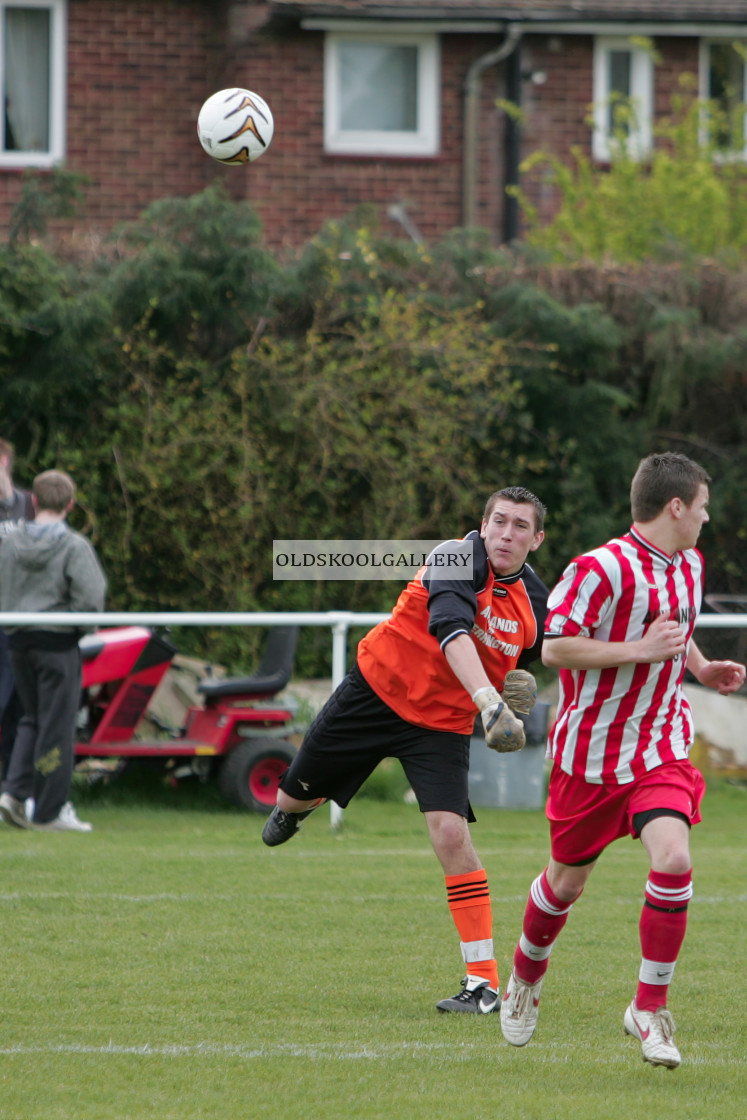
0,470,106,831
0,437,35,779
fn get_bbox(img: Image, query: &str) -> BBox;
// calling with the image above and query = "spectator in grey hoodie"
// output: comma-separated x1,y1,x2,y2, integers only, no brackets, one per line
0,470,106,831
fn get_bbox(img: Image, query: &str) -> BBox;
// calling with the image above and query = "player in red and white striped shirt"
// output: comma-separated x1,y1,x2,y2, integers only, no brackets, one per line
500,452,745,1068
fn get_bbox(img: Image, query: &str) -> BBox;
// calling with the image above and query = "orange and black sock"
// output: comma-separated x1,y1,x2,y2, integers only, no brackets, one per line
445,869,498,991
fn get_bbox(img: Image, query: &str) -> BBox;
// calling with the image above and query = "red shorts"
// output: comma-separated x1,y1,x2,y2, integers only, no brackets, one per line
546,760,706,865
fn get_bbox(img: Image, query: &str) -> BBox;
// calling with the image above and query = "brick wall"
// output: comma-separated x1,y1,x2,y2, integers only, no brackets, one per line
0,5,715,251
516,35,704,233
0,0,226,239
517,35,595,230
222,26,512,249
0,3,519,250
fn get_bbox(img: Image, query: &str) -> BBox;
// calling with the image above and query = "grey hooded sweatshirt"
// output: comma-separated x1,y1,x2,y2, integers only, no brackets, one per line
0,521,107,648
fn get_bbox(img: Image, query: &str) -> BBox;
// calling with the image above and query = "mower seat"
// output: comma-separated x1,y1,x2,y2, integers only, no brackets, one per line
198,626,300,700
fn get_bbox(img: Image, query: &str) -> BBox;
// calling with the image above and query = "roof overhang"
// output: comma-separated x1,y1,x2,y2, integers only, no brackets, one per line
516,21,747,36
301,19,747,37
269,2,747,36
302,19,505,32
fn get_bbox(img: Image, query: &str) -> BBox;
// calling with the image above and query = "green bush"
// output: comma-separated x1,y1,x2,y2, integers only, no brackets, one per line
512,83,747,263
2,178,746,674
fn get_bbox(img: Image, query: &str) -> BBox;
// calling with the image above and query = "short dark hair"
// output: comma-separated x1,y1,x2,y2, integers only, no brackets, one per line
630,452,711,523
483,486,546,533
33,470,76,513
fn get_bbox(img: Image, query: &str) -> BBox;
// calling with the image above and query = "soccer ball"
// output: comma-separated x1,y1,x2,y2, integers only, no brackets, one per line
197,88,274,164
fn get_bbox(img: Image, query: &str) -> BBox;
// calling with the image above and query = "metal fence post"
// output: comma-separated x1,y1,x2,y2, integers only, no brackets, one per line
329,614,350,830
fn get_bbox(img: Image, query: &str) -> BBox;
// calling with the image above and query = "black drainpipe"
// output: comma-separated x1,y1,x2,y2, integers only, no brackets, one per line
462,25,521,230
503,39,522,245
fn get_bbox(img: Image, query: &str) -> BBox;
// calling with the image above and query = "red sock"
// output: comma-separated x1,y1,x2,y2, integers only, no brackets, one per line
445,870,498,990
636,869,692,1011
513,869,581,984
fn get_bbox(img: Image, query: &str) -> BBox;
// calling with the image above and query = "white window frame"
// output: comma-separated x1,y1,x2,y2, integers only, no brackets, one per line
592,36,653,161
324,31,440,157
698,39,747,157
0,0,66,168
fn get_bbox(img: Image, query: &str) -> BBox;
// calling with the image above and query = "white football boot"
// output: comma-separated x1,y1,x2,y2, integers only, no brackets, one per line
624,1001,681,1069
500,969,543,1046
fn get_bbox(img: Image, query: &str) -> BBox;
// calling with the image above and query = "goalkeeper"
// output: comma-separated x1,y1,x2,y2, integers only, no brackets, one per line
263,486,549,1015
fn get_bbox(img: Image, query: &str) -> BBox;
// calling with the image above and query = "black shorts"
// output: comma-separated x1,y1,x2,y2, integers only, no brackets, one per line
280,664,474,820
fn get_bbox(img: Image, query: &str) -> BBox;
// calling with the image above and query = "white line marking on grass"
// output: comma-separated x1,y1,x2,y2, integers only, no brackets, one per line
0,1041,482,1060
0,892,232,903
292,849,439,859
0,1040,740,1066
1,891,745,905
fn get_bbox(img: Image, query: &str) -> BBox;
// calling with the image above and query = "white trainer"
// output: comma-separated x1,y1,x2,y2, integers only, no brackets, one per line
500,969,543,1046
0,792,31,829
34,802,93,833
624,1001,681,1069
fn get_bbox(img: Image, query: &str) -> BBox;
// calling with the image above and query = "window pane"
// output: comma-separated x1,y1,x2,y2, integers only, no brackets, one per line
608,50,631,135
4,6,51,152
609,50,632,96
339,43,418,132
708,43,745,150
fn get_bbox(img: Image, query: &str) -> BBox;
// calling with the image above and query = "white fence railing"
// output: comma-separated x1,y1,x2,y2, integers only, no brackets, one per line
0,611,390,689
1,609,745,679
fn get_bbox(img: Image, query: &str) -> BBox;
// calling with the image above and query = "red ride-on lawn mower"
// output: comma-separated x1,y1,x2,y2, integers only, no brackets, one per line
75,625,300,813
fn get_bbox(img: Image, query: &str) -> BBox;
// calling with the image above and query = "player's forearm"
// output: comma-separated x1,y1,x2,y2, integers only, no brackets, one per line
685,640,746,692
542,634,647,670
443,633,492,697
685,640,708,681
544,611,689,670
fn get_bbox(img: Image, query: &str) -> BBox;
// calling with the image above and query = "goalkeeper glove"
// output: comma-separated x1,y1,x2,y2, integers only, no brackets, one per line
472,686,526,753
501,669,537,716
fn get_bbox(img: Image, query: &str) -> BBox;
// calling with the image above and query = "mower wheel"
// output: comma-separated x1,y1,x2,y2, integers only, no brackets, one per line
218,738,296,814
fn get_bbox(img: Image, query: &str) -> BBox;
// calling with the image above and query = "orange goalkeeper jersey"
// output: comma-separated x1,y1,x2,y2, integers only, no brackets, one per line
356,531,548,734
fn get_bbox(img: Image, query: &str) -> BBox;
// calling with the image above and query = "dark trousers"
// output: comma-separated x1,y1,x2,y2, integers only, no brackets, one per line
0,688,23,781
4,645,81,824
0,632,19,779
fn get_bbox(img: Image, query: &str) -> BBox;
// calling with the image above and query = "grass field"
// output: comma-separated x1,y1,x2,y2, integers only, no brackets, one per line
0,771,744,1120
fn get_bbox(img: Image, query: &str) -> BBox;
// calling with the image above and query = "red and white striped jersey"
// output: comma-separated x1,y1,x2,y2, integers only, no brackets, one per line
545,527,704,785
